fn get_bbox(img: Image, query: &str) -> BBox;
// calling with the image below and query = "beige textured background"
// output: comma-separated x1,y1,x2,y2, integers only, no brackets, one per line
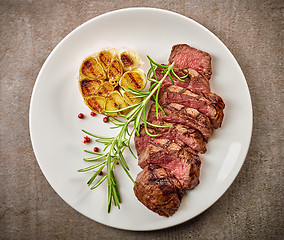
1,0,283,239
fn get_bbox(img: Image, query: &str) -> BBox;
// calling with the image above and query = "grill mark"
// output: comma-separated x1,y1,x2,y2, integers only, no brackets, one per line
192,155,201,166
148,163,160,171
158,178,174,196
121,53,133,67
166,175,184,200
180,106,207,128
82,59,104,78
81,79,101,86
161,87,224,128
80,80,100,95
196,114,202,120
148,165,180,197
187,129,196,134
84,60,91,67
109,60,122,79
136,123,206,154
128,73,141,89
149,139,173,150
175,140,184,148
168,88,213,108
82,60,94,76
163,139,173,149
165,103,180,113
179,88,187,94
99,52,112,68
82,61,95,75
149,139,158,146
81,80,91,86
87,98,103,112
157,104,212,139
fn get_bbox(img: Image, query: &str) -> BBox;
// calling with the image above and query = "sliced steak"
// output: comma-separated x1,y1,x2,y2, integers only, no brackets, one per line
147,103,212,141
155,66,210,94
134,120,207,155
138,139,201,189
168,44,212,80
133,164,184,217
159,85,225,128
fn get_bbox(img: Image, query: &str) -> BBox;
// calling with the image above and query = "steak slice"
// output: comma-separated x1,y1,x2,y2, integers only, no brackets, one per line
133,164,184,217
134,120,207,155
159,85,225,128
168,44,212,80
147,103,212,141
155,66,210,94
138,138,201,189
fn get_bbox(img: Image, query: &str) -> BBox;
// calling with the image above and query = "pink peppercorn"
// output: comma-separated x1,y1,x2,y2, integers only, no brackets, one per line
83,136,90,143
90,112,96,117
78,113,84,119
93,147,99,152
103,117,109,123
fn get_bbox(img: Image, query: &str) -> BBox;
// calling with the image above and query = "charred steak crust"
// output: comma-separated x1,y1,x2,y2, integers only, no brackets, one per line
138,138,201,190
168,44,212,80
147,103,213,141
134,121,207,155
155,66,211,94
133,164,184,217
159,85,225,128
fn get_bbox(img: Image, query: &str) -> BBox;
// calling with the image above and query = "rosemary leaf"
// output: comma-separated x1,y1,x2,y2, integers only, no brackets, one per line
96,138,113,144
87,165,105,186
171,69,185,82
120,163,136,186
82,129,112,139
91,174,107,190
168,72,174,85
103,141,113,151
107,184,112,213
143,120,159,137
157,102,166,116
147,78,159,83
128,145,137,159
84,150,105,155
147,55,168,68
122,87,150,95
142,120,171,128
118,150,129,170
83,154,107,162
78,161,106,172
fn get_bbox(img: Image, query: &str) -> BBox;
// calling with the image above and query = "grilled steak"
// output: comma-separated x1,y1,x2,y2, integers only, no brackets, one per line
155,66,210,94
133,164,184,217
138,138,201,189
134,120,207,155
169,44,212,80
133,44,225,217
147,103,212,141
159,85,225,128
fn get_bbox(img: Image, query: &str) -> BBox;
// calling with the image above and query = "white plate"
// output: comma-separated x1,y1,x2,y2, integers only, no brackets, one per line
29,8,252,231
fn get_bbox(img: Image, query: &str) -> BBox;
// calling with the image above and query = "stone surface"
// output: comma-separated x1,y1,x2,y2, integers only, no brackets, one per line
0,0,283,239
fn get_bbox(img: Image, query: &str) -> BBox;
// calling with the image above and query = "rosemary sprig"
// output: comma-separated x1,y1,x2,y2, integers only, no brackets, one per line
78,56,185,212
